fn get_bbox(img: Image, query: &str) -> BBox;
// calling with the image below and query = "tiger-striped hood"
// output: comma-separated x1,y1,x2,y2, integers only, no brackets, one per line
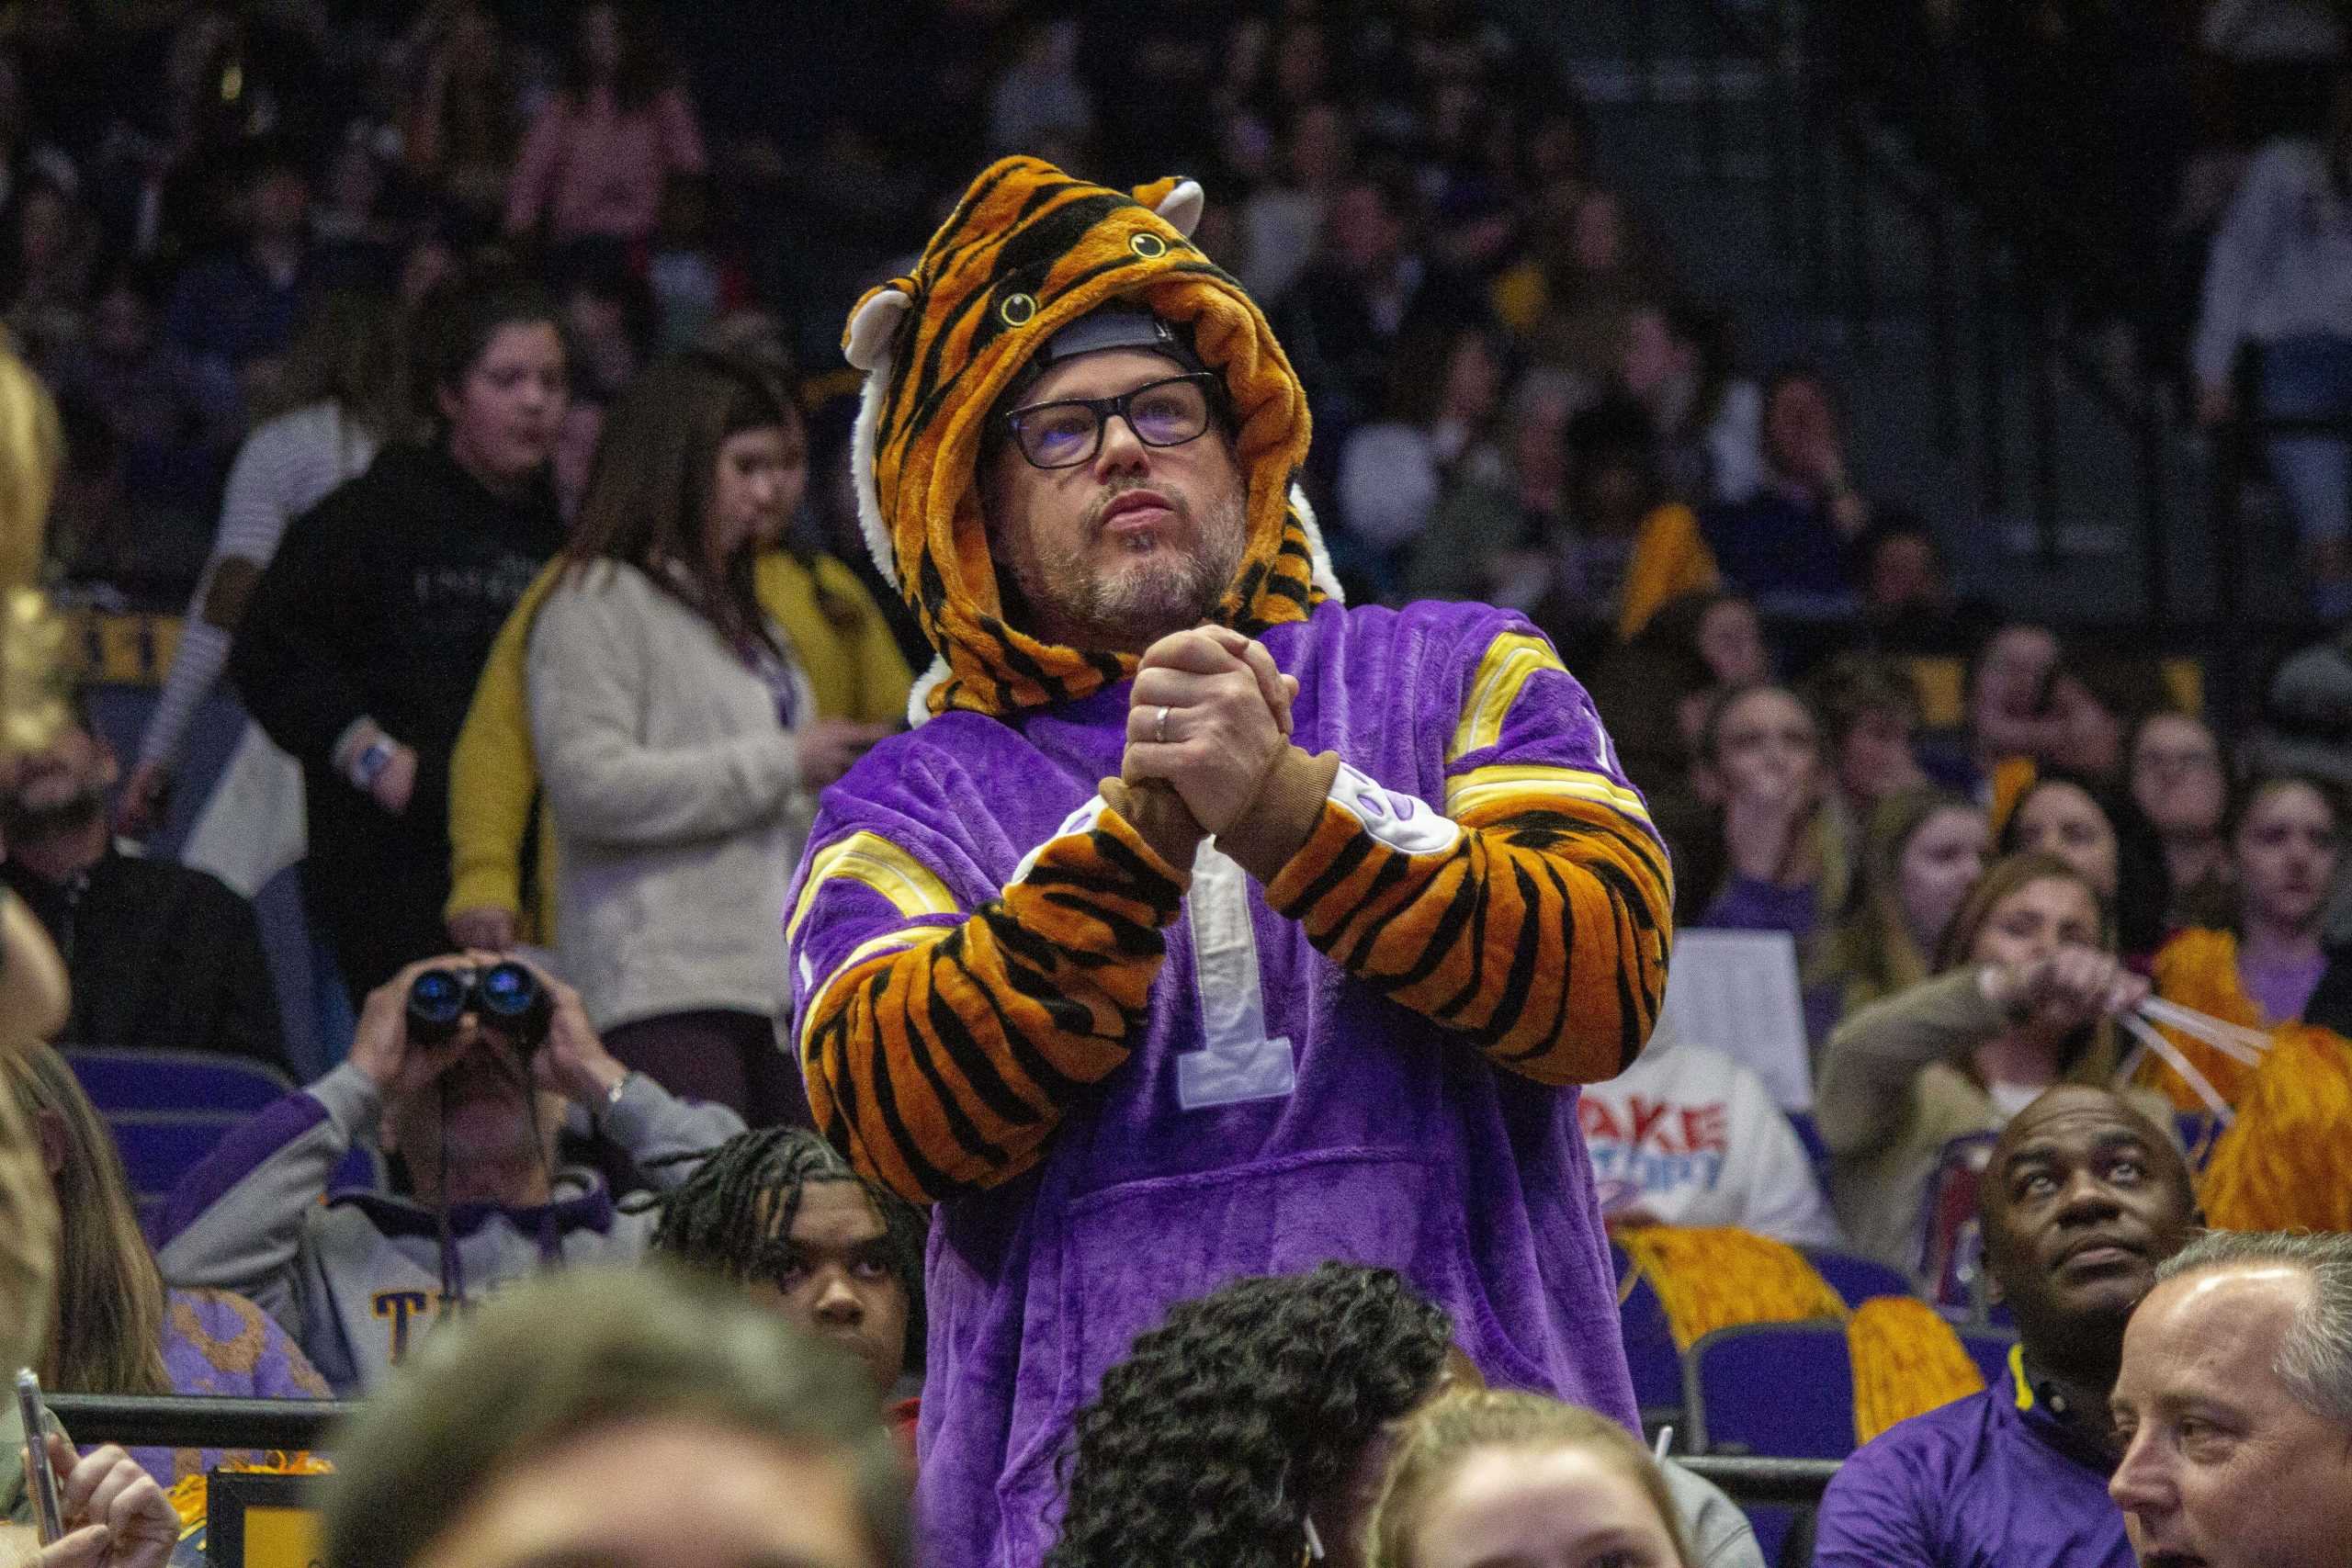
842,155,1340,724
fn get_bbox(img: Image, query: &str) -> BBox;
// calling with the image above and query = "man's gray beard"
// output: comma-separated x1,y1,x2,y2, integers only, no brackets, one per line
1017,488,1250,651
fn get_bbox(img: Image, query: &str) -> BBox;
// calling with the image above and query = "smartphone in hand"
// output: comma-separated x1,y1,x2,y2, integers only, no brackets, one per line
16,1368,62,1544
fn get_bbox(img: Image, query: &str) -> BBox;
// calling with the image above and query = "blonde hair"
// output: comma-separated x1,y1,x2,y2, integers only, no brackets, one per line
2,1044,170,1395
1365,1391,1693,1568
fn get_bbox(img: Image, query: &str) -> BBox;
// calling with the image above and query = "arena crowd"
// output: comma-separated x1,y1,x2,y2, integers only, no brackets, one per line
0,3,2348,1567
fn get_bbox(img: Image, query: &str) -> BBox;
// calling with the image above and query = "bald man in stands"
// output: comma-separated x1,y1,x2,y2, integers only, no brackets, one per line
1815,1086,2196,1567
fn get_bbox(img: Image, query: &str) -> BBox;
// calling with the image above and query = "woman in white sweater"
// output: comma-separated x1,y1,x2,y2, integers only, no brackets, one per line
528,350,889,1123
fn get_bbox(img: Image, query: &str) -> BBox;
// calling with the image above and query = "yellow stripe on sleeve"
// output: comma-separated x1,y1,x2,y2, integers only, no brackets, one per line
786,831,959,944
1447,633,1565,762
798,926,952,1059
1444,763,1653,829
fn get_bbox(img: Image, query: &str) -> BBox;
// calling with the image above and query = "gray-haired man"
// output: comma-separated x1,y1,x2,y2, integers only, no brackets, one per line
2109,1229,2352,1568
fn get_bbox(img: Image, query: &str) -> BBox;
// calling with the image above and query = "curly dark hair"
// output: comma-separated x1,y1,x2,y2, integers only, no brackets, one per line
1045,1262,1453,1568
642,1126,928,1371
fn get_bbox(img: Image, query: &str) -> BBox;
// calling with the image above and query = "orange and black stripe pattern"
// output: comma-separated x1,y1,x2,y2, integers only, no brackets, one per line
797,806,1188,1202
1262,631,1674,1085
847,156,1323,720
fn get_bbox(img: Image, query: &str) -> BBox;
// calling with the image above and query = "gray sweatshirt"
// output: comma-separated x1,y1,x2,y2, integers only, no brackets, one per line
153,1062,743,1394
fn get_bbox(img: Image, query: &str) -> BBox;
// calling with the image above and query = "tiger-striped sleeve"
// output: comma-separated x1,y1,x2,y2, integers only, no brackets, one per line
1238,626,1673,1086
787,797,1190,1203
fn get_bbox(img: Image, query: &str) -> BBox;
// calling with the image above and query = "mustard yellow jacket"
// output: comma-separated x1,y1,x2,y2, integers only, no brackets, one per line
445,550,913,939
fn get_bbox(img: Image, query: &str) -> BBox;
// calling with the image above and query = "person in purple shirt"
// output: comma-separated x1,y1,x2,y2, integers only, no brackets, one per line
1813,1084,2197,1568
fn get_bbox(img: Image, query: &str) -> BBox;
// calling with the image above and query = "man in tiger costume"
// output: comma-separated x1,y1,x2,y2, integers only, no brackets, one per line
789,156,1673,1565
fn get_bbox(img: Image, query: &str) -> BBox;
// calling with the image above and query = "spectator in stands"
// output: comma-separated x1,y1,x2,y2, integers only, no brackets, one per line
2192,71,2352,617
1238,101,1351,304
2109,1230,2352,1568
1271,162,1430,475
2126,710,2233,931
1854,509,1969,645
1969,620,2067,789
503,0,707,249
1619,365,1871,634
398,2,521,233
1589,589,1772,900
0,714,288,1075
552,244,658,401
1817,852,2169,1272
508,352,896,1121
1690,682,1852,1043
1525,189,1673,393
1619,299,1761,506
649,1125,925,1453
153,953,740,1394
1999,771,2172,964
229,270,568,1004
1334,317,1505,587
2,175,94,380
1822,786,1990,1021
122,290,404,843
1407,394,1660,658
1806,652,1931,823
1046,1263,1756,1568
985,17,1093,159
2143,773,2352,1111
1402,367,1574,603
1815,1084,2197,1568
4,1042,329,1486
805,163,1669,1568
163,138,315,414
1366,1391,1698,1568
322,1266,909,1568
48,261,239,590
1691,683,1833,924
1580,1017,1842,1246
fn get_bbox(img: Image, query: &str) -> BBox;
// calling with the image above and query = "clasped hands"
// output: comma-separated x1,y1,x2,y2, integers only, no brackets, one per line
1112,626,1300,863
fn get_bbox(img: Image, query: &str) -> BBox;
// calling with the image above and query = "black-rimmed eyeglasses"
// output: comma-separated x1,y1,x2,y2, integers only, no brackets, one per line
998,373,1219,470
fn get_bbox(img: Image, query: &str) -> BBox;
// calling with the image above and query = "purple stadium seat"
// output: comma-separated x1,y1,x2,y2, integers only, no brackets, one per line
1685,1319,1855,1568
64,1047,294,1114
1611,1240,1686,1429
1804,1247,1915,1310
1684,1319,1856,1460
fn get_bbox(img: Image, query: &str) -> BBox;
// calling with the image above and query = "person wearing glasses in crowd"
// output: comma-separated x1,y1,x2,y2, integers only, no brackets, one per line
792,157,1669,1568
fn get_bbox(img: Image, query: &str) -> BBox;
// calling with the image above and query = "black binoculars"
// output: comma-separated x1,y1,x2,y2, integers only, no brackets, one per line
406,961,550,1049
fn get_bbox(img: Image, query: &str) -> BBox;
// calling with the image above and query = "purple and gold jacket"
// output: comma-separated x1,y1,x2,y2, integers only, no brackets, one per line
785,597,1673,1566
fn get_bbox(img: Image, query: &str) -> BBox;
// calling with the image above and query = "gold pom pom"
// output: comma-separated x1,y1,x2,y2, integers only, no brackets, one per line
1847,1295,1986,1445
1616,1225,1847,1352
2199,1024,2352,1232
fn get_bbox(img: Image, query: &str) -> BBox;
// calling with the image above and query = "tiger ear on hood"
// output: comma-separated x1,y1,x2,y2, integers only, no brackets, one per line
843,283,914,373
1134,176,1204,239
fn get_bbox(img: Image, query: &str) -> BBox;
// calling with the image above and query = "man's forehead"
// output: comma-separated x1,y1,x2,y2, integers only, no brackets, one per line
2123,1267,2311,1397
1020,345,1195,405
1996,1090,2159,1163
782,1179,888,1246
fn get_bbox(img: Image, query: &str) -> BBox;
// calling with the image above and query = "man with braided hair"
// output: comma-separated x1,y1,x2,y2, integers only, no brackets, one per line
795,156,1672,1565
649,1125,926,1451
